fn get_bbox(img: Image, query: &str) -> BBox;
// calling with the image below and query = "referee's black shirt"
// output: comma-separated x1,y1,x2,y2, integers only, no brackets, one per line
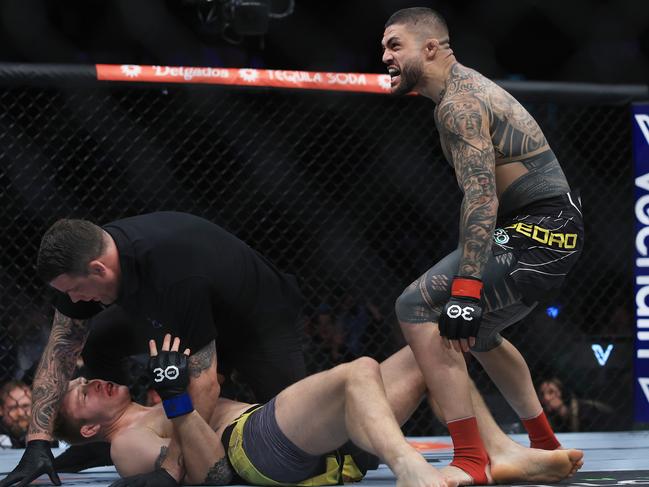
54,212,303,353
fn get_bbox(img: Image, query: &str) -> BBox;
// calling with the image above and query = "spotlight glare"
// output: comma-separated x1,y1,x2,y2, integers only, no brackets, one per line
546,306,560,319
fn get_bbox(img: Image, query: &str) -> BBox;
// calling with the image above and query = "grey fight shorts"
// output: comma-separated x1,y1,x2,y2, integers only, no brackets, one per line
395,192,584,352
241,397,323,483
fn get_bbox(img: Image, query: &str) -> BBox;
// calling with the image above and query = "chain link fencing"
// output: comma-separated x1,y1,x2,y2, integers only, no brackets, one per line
0,75,638,435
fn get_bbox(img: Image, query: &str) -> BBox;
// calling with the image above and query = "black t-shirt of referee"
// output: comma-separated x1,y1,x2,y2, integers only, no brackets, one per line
54,212,304,357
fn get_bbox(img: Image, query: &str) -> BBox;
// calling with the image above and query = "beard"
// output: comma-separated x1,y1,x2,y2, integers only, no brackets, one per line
7,418,28,437
392,58,423,96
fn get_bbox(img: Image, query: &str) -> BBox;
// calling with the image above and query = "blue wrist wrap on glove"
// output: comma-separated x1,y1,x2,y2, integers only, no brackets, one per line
162,392,194,419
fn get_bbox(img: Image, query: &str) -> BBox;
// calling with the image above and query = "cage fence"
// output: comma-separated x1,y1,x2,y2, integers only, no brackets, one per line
0,72,637,434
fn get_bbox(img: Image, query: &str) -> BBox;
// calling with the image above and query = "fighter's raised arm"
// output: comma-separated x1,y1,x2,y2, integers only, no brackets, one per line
148,335,232,486
153,339,219,486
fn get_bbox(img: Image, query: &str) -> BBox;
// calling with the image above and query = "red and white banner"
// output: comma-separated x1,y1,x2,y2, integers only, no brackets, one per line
96,64,392,94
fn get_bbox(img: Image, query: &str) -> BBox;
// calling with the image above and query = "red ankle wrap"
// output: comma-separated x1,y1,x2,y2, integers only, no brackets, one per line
447,416,489,484
522,411,561,450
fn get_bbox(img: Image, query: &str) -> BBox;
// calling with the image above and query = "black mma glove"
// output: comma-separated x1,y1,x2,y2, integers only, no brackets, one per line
148,350,194,418
108,468,178,487
0,440,61,487
438,276,484,342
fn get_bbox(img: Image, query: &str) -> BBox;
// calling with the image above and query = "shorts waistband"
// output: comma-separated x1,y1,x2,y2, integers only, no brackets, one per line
221,404,262,450
501,190,582,219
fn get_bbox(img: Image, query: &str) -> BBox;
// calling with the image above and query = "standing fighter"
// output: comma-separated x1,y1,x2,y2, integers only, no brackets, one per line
382,7,584,485
0,212,306,487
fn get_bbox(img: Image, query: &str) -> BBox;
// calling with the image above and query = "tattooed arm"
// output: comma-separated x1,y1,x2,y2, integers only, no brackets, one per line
159,340,219,482
186,340,219,418
28,309,90,441
437,90,498,278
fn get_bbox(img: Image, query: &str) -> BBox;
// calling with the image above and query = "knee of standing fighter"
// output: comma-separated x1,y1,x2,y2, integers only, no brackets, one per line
395,285,432,326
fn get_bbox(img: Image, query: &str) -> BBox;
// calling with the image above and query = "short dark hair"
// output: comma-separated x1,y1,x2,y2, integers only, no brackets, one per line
52,408,86,445
37,219,106,283
385,7,448,37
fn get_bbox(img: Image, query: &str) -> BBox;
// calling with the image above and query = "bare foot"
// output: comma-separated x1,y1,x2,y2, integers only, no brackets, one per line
557,446,584,478
566,451,585,478
440,464,493,486
490,443,584,483
393,454,457,487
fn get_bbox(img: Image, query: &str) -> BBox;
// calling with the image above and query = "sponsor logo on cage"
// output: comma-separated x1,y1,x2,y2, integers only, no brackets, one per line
633,106,649,420
592,344,613,366
239,68,259,82
120,65,142,78
493,228,510,245
378,74,392,91
634,170,649,382
267,70,369,86
152,66,230,80
635,114,649,146
506,222,577,249
639,378,649,407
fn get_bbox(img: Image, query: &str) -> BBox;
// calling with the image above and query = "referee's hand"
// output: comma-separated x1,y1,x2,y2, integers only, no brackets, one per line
0,440,61,487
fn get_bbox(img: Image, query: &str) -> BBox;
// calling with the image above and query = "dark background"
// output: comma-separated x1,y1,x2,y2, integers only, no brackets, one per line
0,0,647,84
